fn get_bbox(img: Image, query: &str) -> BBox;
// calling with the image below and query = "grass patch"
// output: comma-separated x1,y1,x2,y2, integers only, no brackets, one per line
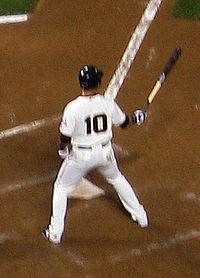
173,0,200,20
0,0,39,15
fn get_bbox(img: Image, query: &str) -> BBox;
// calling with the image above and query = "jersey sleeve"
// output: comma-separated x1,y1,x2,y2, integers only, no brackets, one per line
59,105,75,136
111,101,126,126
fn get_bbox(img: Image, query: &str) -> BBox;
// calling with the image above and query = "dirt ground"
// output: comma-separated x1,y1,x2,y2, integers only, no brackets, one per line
0,0,200,277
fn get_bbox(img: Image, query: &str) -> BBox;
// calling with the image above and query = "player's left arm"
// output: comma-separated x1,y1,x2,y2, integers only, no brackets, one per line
120,114,130,128
58,134,72,160
58,107,74,159
60,134,71,150
112,100,146,128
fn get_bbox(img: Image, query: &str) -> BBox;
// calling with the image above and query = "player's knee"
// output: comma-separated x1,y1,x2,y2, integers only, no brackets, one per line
54,181,75,195
106,173,125,188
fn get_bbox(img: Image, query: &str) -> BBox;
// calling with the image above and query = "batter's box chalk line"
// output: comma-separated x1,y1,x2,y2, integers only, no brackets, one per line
0,172,105,201
0,232,21,244
180,192,200,204
65,230,200,269
113,143,130,157
0,14,29,24
108,230,200,263
104,0,163,100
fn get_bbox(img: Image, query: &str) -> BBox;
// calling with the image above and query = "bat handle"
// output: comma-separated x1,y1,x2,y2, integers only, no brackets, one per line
148,80,162,104
142,102,149,113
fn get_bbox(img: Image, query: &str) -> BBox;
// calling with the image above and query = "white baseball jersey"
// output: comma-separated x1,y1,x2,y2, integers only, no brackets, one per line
60,94,126,146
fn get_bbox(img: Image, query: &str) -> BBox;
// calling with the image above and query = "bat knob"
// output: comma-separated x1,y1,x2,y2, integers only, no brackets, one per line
176,47,182,55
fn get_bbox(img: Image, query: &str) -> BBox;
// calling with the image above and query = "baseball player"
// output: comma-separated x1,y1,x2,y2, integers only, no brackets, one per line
43,65,148,244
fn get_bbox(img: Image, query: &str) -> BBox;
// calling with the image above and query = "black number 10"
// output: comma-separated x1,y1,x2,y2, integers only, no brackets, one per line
85,114,107,134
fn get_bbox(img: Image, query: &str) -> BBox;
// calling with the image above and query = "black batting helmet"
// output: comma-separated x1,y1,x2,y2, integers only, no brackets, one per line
79,65,103,90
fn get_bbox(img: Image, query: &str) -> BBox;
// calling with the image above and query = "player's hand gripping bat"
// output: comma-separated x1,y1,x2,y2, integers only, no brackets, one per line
143,47,182,112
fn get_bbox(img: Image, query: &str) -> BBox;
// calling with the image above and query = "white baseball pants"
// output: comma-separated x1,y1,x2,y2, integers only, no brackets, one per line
48,143,148,237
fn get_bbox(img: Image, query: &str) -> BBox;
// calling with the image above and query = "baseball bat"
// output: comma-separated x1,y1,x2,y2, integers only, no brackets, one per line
143,47,182,112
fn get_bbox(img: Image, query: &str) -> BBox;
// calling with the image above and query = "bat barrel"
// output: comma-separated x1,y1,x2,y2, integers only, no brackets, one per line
164,47,182,78
144,47,182,111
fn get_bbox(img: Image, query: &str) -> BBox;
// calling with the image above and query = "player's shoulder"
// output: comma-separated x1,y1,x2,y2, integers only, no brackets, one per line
62,96,81,113
93,94,116,109
103,94,119,107
99,94,114,103
68,96,80,106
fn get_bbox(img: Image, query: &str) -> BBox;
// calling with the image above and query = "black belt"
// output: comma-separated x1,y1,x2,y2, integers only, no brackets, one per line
102,141,110,147
77,146,92,150
77,141,110,150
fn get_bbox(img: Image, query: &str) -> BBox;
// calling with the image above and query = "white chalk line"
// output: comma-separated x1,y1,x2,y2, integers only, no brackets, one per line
104,0,163,100
108,230,200,264
0,171,57,194
0,14,29,24
0,232,21,244
180,192,200,205
64,229,200,269
0,233,10,244
67,250,89,268
0,114,61,140
0,171,105,200
0,0,162,195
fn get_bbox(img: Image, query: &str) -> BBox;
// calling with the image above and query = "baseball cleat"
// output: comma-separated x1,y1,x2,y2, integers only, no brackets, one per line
137,218,148,228
42,229,61,244
132,213,149,228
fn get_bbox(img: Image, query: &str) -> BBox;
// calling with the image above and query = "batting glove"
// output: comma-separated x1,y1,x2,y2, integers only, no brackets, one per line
132,110,146,125
58,147,70,160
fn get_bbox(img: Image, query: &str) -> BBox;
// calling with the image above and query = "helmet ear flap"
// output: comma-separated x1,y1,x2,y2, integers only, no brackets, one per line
97,71,103,85
81,81,89,89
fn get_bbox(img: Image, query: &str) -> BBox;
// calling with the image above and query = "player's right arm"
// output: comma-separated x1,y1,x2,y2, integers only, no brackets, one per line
111,100,145,127
119,110,146,127
111,101,129,128
120,114,130,128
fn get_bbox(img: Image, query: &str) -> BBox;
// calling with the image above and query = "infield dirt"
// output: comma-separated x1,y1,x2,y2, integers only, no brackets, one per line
0,1,200,278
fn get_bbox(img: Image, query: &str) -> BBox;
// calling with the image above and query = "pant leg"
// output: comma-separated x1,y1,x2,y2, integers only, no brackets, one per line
97,147,148,225
49,158,87,236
